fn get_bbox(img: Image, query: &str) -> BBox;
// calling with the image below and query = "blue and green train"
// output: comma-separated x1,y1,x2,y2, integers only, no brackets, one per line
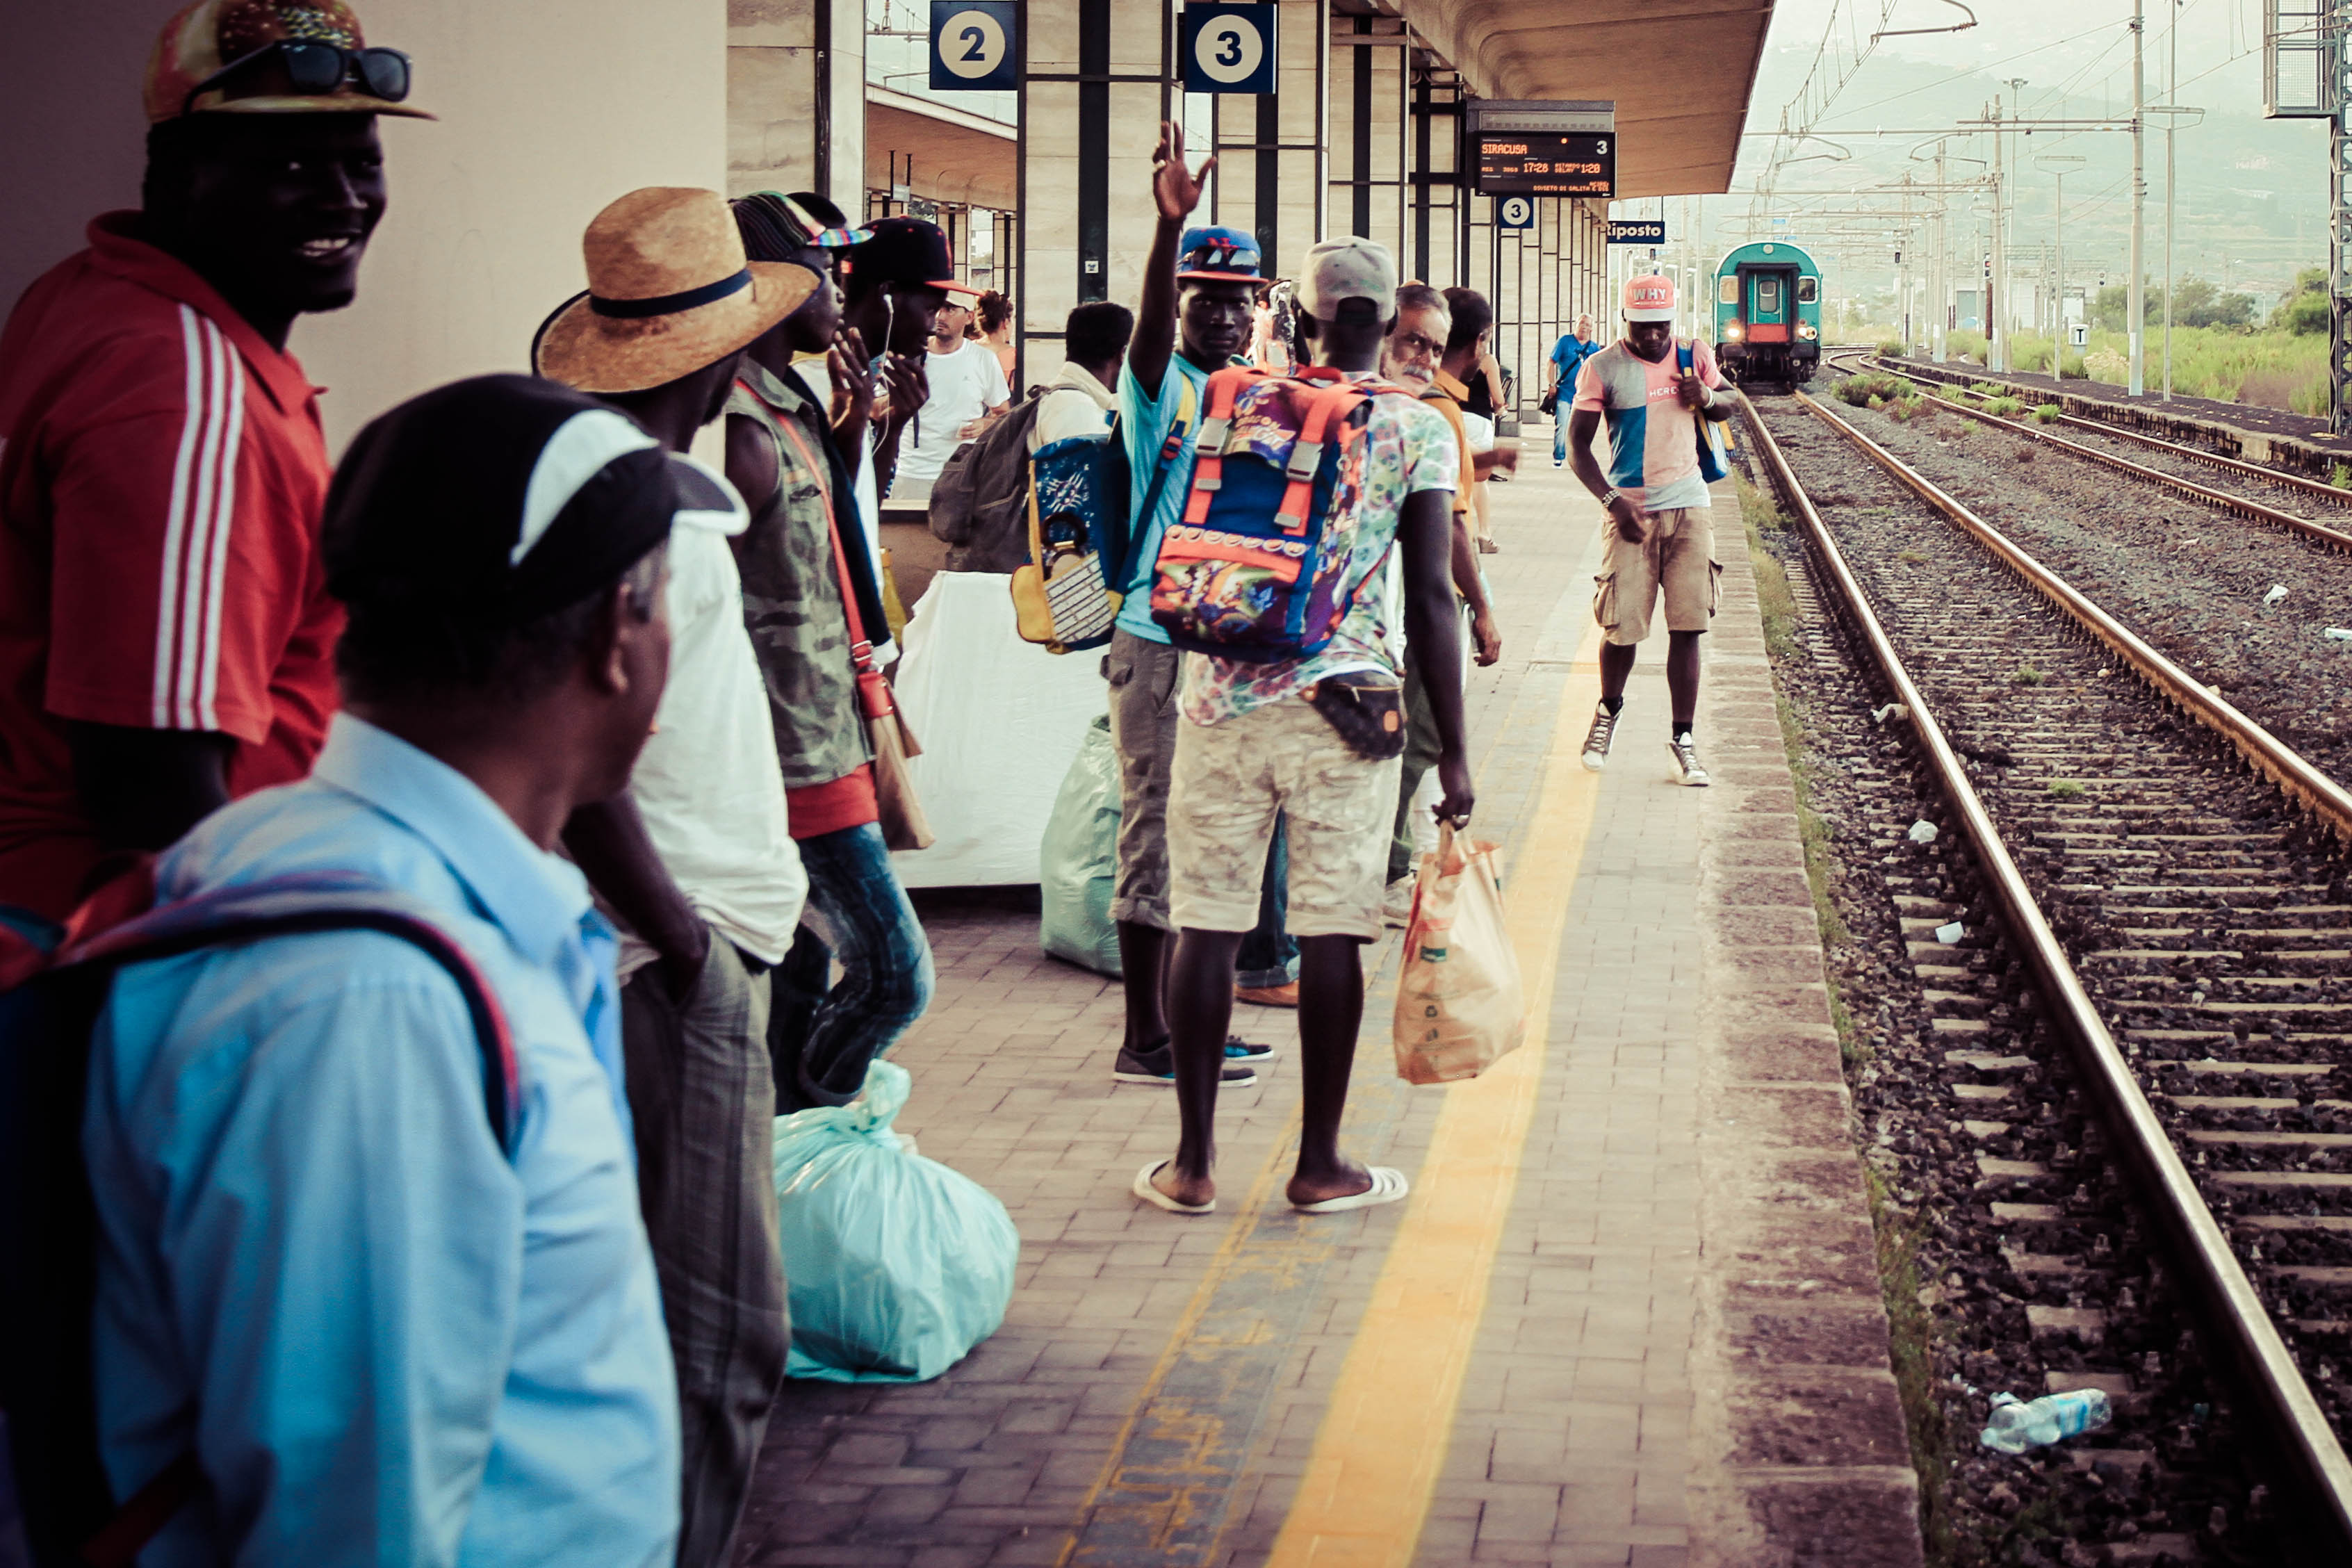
1713,241,1822,387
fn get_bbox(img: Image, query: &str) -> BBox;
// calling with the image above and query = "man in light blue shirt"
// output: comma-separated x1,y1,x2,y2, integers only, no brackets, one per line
83,375,703,1565
1100,124,1295,1091
1546,312,1599,466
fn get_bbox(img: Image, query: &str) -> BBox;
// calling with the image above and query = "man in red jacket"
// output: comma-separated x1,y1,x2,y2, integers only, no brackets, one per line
0,0,428,920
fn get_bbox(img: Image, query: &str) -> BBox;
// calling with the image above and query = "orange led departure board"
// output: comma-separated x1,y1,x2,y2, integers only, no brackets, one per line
1472,133,1615,197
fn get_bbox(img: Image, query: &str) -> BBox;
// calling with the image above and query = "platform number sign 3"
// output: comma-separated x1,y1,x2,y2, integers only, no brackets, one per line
1180,4,1277,95
1496,195,1535,231
930,0,1018,91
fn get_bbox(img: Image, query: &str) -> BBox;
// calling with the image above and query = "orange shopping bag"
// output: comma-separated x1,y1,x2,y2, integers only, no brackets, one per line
1392,822,1525,1084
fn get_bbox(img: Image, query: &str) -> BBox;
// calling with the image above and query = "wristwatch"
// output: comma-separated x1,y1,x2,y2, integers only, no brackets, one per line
1599,488,1622,509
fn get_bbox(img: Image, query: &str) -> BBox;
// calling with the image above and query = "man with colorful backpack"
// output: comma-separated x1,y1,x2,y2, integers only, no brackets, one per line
1565,274,1733,787
1132,237,1471,1217
1102,123,1291,1089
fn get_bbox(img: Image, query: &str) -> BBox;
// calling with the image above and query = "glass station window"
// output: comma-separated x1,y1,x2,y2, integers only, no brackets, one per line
1758,279,1781,311
1797,275,1819,304
1717,275,1738,304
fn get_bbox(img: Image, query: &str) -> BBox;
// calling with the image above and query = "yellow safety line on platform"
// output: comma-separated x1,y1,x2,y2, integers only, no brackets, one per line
1264,617,1606,1568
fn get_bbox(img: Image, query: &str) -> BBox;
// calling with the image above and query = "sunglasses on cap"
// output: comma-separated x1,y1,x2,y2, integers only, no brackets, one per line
183,39,413,116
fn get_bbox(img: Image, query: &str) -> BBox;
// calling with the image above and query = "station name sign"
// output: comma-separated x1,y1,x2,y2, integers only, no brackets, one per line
1604,220,1665,244
1465,100,1615,199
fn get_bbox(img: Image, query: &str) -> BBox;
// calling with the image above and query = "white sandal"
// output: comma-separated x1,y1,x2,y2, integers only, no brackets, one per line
1132,1159,1216,1216
1290,1165,1410,1214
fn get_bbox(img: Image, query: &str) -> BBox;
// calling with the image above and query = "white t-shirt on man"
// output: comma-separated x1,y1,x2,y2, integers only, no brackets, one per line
614,457,806,975
894,337,1011,485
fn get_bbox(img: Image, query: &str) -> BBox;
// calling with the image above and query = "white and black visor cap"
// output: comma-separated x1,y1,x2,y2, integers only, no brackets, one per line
323,374,744,625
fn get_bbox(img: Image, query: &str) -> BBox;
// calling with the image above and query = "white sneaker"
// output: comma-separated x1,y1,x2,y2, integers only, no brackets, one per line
1668,733,1710,787
1580,705,1619,771
1383,878,1416,929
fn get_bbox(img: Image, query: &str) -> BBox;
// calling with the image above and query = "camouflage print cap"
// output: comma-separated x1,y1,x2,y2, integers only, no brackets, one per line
144,0,433,122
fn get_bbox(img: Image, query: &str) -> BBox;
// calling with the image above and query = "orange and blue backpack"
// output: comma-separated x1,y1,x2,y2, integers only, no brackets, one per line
1147,364,1407,663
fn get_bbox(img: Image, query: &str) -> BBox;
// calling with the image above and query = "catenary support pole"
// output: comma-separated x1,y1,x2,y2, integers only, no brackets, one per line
2130,0,2146,395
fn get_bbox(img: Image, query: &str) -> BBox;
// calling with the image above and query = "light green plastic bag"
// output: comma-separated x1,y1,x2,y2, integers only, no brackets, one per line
771,1060,1020,1382
1038,712,1122,976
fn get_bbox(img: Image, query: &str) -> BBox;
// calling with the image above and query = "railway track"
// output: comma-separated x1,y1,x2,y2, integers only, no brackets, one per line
1838,352,2352,525
1740,386,2352,1557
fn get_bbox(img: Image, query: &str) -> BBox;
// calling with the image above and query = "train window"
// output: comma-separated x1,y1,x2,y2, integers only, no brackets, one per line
1758,279,1781,311
1797,276,1819,304
1717,275,1738,304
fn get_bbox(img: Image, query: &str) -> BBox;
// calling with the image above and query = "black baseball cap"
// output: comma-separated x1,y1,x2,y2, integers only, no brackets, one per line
323,373,741,625
840,215,978,295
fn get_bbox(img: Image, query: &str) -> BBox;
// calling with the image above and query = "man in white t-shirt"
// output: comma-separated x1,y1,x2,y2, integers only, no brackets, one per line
892,295,1011,492
533,186,813,1568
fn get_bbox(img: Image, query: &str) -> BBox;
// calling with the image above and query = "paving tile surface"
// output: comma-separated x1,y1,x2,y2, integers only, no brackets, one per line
734,425,1916,1568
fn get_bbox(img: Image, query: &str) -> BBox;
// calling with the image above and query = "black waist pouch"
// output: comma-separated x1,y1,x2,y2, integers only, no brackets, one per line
1302,670,1407,762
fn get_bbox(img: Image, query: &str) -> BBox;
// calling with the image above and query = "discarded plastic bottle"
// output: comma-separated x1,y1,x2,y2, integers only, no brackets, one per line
1979,1389,2112,1454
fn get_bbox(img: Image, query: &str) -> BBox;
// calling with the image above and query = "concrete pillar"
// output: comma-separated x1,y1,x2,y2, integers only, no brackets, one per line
728,0,865,214
1208,0,1328,284
1408,73,1463,286
3,0,728,450
1325,20,1407,255
1015,0,1173,386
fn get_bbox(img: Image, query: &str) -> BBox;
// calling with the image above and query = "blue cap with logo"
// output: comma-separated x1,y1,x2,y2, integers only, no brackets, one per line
1176,226,1263,283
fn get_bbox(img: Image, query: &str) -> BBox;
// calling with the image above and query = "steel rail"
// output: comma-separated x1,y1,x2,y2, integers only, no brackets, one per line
1877,379,2352,555
1740,389,2352,1557
1861,354,2352,518
1794,390,2352,844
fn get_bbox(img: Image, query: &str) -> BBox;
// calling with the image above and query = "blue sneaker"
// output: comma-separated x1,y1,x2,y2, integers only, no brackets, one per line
1224,1035,1279,1063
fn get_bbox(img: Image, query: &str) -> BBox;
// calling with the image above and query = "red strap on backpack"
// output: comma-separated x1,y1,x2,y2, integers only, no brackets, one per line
758,393,897,725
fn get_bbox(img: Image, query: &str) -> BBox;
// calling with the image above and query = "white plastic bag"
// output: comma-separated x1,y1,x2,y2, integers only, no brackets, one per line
1392,822,1525,1084
771,1060,1020,1382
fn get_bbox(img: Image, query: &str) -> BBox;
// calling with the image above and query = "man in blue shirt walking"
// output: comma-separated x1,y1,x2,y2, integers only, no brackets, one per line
83,375,701,1565
1546,311,1599,466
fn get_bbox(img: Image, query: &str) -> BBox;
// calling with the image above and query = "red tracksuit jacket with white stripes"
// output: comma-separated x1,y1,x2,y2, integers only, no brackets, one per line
0,213,341,920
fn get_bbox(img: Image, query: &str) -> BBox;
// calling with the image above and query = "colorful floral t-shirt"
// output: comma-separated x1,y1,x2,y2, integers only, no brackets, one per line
1180,379,1458,726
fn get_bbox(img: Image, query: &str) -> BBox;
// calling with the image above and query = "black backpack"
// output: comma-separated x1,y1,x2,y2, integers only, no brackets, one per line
0,863,518,1567
926,387,1048,573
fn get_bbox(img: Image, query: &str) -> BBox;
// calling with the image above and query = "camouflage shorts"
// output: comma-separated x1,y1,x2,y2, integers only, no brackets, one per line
1168,694,1401,941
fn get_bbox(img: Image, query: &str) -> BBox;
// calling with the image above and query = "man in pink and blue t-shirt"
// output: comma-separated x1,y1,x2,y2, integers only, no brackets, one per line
1565,273,1733,786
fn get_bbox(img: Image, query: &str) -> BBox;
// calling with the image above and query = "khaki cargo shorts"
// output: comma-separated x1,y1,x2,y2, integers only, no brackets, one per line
1593,506,1721,646
1168,694,1400,942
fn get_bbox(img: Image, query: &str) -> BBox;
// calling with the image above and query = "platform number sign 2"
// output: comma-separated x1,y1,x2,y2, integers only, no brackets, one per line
1180,4,1277,95
1496,196,1535,231
930,0,1018,91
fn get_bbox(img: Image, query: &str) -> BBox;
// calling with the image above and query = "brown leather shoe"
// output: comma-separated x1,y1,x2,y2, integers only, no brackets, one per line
1234,981,1299,1008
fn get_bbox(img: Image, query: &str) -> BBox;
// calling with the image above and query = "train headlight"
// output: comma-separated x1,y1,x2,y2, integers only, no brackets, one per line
1797,322,1818,340
1724,321,1743,339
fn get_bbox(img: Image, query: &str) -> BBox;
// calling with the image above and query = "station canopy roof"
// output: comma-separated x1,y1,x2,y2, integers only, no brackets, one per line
1395,0,1777,198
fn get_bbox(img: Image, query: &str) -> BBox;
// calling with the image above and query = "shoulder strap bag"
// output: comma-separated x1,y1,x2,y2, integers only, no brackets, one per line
775,411,937,854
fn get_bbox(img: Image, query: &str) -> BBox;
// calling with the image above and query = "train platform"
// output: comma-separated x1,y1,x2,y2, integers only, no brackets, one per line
734,444,1924,1568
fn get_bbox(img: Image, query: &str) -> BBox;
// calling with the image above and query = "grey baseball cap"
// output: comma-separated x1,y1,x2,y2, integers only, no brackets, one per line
1296,236,1398,322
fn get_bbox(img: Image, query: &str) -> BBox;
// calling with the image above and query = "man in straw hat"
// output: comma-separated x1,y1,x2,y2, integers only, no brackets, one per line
0,0,428,924
83,373,695,1564
724,193,940,1116
535,185,818,1568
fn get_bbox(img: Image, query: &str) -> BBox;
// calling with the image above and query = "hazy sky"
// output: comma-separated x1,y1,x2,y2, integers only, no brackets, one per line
1738,0,2268,187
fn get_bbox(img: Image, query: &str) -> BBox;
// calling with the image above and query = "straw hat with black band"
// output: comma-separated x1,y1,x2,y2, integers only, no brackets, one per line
534,187,818,395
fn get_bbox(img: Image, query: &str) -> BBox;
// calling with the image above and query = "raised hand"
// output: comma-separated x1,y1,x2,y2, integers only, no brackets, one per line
1152,120,1216,223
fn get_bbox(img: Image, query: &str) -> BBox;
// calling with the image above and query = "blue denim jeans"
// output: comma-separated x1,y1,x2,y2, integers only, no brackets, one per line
768,823,936,1111
1234,812,1297,989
